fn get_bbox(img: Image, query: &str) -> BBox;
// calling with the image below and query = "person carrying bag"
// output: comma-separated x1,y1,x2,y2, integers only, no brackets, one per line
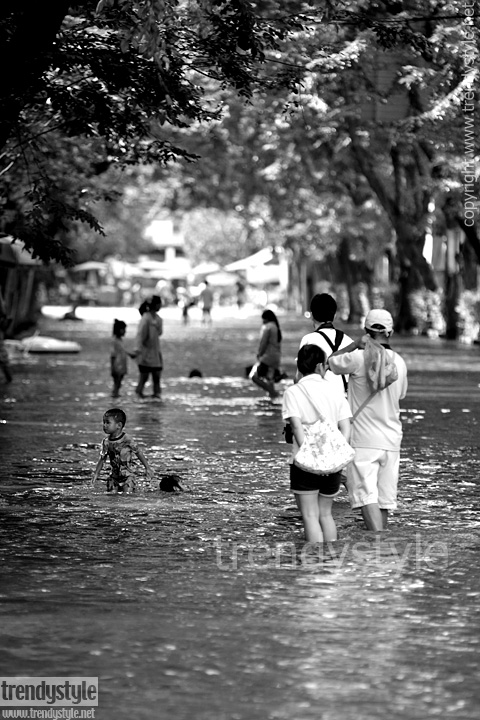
282,344,353,544
293,384,355,475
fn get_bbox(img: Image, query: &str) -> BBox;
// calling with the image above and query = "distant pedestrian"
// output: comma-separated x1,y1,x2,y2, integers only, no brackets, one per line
138,299,150,316
92,408,154,493
110,319,133,398
282,344,352,543
236,280,246,310
298,293,352,394
178,287,193,326
200,281,214,325
133,295,163,400
251,309,282,400
328,309,408,532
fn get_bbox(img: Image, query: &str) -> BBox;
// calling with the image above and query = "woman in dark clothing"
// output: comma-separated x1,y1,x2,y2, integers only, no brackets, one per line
133,296,163,399
251,309,282,399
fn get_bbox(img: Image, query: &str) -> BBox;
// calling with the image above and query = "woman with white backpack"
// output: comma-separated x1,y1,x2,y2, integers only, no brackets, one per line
282,344,352,544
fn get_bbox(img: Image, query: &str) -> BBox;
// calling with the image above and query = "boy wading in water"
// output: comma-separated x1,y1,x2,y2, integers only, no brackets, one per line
93,408,153,493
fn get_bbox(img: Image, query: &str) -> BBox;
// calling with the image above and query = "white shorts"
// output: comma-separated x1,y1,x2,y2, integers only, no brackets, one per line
347,448,400,510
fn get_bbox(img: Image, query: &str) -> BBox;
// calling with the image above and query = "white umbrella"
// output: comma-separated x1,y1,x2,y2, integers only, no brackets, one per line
137,260,165,271
71,261,108,272
107,259,140,278
224,248,273,272
205,271,238,287
191,261,221,276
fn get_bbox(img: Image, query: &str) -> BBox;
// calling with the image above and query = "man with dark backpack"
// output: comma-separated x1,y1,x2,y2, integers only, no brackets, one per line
297,293,352,395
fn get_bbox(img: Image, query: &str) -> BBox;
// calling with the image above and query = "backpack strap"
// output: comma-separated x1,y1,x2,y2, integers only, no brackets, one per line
315,328,338,350
316,329,348,394
295,382,327,422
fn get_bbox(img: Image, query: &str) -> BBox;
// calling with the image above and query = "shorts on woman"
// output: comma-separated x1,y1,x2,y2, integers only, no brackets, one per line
290,463,342,497
138,364,162,373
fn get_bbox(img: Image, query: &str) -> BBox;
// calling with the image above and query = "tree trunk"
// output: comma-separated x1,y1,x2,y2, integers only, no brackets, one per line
457,215,480,263
338,237,369,323
442,228,461,339
441,200,469,339
348,127,439,332
395,261,417,333
390,218,436,332
442,195,480,264
461,237,478,291
444,273,460,339
288,248,308,313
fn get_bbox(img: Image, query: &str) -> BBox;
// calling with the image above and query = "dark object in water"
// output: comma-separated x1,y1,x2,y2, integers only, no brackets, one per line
159,474,185,492
189,368,203,378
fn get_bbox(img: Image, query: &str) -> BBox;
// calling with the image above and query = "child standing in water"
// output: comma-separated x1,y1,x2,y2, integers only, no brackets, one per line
92,408,154,493
111,319,136,398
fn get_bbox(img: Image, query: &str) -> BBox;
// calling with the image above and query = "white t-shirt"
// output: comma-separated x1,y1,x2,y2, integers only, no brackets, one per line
329,348,408,451
282,374,352,462
299,327,353,394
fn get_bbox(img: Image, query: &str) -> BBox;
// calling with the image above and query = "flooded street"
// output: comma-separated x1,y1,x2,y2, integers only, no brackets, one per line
1,307,480,720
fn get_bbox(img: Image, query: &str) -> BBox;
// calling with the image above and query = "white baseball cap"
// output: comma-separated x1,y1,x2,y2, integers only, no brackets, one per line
365,309,394,333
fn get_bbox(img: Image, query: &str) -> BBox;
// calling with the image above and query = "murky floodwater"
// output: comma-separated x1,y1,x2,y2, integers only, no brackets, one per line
1,309,479,719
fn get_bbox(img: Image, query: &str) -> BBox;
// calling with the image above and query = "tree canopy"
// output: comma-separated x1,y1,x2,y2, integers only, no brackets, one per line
0,0,301,262
0,0,478,330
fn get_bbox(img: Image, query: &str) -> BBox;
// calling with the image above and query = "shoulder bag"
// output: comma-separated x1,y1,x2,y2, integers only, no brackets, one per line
293,383,355,475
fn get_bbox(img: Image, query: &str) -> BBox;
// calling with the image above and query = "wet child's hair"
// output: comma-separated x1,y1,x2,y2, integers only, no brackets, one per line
189,368,203,378
104,408,127,427
138,300,150,316
297,344,326,376
113,319,127,337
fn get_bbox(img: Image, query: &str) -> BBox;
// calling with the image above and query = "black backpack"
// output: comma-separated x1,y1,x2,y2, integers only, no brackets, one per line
315,328,348,394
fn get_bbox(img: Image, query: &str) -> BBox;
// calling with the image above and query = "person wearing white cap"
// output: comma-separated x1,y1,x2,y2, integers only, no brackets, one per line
328,309,408,532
